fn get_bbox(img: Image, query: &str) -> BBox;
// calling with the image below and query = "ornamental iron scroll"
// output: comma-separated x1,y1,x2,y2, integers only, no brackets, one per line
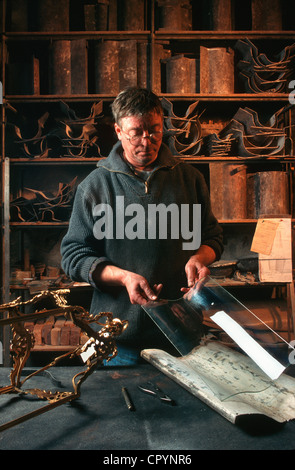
0,289,128,432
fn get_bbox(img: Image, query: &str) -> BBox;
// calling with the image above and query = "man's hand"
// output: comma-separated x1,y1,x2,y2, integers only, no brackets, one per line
181,245,216,294
92,262,162,305
184,255,210,288
122,272,163,305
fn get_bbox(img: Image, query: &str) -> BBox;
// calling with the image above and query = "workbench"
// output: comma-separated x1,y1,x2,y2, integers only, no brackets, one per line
0,363,294,451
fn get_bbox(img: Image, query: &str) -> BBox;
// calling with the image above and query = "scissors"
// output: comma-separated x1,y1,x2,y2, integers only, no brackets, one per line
138,381,176,406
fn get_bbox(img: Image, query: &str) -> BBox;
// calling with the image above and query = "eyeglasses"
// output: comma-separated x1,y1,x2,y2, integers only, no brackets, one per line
121,129,163,146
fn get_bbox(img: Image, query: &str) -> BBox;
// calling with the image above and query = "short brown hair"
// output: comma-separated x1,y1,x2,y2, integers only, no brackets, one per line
111,87,163,125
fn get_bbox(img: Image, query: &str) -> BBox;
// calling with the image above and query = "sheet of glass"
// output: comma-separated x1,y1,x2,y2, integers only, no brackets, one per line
142,295,204,356
142,275,294,386
186,276,292,371
210,311,285,380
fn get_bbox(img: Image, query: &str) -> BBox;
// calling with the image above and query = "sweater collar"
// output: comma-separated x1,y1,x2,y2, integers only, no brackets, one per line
97,141,180,174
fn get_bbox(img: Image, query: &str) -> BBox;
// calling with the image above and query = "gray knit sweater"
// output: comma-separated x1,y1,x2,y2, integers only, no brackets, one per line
61,141,223,349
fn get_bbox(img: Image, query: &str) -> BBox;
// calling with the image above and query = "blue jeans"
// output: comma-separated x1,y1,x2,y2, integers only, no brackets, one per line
103,344,143,366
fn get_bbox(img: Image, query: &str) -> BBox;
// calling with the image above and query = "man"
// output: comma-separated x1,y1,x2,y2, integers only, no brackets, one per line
61,87,223,364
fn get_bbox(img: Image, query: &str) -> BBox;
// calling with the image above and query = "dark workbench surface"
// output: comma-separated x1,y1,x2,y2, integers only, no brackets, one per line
0,363,294,451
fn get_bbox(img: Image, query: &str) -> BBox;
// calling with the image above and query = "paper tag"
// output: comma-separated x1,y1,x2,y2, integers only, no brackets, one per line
251,219,279,255
80,337,98,363
211,310,285,380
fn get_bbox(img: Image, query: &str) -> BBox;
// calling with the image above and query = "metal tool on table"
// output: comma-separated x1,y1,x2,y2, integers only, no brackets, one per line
138,381,176,406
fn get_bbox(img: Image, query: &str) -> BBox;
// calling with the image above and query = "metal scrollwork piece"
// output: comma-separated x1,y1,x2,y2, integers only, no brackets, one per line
0,289,128,432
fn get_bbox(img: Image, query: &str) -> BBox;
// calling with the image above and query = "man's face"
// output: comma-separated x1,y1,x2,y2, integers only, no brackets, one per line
114,111,163,171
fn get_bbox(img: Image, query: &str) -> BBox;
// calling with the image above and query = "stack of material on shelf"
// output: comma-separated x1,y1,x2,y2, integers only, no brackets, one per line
153,44,171,94
10,265,74,291
13,101,104,158
210,163,247,220
162,102,287,158
84,0,146,30
157,0,192,30
203,106,287,158
49,39,88,95
162,98,202,155
60,101,103,158
210,164,290,220
203,133,234,157
25,316,88,348
219,107,286,158
118,0,146,30
164,55,197,93
8,1,88,95
93,40,149,94
10,177,77,222
208,260,238,279
200,46,235,94
208,258,258,284
206,0,233,30
6,52,40,95
247,170,290,218
84,0,111,30
37,0,70,31
8,0,70,31
14,111,52,158
235,38,295,93
251,0,282,31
